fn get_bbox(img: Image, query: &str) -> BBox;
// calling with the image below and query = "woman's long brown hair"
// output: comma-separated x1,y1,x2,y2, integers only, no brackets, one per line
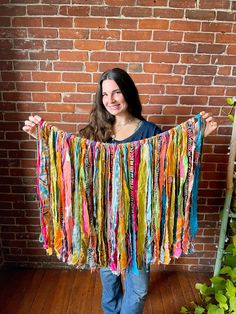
79,68,144,142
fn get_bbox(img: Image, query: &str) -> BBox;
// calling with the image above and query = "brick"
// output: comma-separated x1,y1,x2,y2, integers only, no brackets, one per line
0,61,12,70
227,45,236,55
16,82,45,91
136,41,166,52
200,0,230,9
169,0,195,7
144,64,172,74
214,77,236,86
91,52,120,62
166,86,194,95
186,10,215,20
74,17,105,28
121,52,150,62
47,83,76,92
168,42,196,53
75,104,92,114
154,75,183,84
17,103,45,112
154,31,183,41
216,11,236,22
139,19,169,30
59,29,89,39
32,93,61,102
47,103,75,112
180,96,208,105
0,39,12,49
181,54,210,64
184,76,213,85
43,17,72,27
62,113,90,123
91,30,120,40
170,20,200,31
14,39,43,50
60,51,88,61
46,40,73,49
122,30,151,40
216,33,236,44
142,105,162,115
3,92,31,101
75,40,104,50
0,5,26,16
0,17,10,27
163,106,192,115
198,44,226,54
149,115,176,125
91,6,121,16
62,94,91,103
107,18,137,29
77,84,97,93
0,28,27,38
188,65,217,75
40,61,52,71
154,8,184,18
62,73,91,82
122,7,151,17
0,82,15,91
173,65,187,74
139,84,165,95
14,61,38,70
185,32,214,43
32,72,61,82
59,6,89,16
202,22,232,33
104,0,135,4
54,62,83,71
137,0,167,5
29,51,58,60
12,17,41,27
149,96,178,105
196,86,225,95
106,41,135,51
0,50,28,60
27,5,58,15
28,28,58,38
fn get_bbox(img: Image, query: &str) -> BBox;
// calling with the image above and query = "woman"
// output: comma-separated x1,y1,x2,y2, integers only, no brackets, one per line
23,68,217,314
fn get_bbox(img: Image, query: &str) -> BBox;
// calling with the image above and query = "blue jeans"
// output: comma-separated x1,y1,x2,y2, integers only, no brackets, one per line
100,267,150,314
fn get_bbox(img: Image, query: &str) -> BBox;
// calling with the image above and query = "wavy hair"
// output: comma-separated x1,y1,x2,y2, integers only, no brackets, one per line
79,68,144,142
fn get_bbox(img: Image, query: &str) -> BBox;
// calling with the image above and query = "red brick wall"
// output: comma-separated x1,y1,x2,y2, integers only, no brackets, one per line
1,0,235,272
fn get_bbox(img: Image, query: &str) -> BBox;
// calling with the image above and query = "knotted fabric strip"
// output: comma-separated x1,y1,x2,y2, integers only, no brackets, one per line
36,115,205,275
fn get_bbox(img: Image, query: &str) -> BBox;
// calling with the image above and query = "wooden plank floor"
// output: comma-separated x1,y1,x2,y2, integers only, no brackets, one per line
0,268,210,314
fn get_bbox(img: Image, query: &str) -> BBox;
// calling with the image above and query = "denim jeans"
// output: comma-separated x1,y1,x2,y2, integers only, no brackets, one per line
100,267,150,314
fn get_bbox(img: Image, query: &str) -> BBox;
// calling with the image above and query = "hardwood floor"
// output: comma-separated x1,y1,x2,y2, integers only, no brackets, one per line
0,268,210,314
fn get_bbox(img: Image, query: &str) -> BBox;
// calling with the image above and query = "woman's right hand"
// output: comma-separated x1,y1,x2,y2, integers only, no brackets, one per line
22,115,42,139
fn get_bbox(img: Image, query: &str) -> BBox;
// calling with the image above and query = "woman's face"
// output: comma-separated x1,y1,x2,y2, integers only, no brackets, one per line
102,79,128,116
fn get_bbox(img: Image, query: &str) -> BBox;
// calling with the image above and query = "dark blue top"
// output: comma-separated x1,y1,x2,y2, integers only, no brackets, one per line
108,120,162,144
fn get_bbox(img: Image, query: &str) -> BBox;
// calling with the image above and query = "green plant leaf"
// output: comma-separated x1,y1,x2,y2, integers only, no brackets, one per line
230,296,236,311
226,97,235,105
226,279,236,297
195,283,208,295
180,306,189,313
194,306,205,314
220,266,232,276
228,114,235,122
215,292,228,310
207,304,223,314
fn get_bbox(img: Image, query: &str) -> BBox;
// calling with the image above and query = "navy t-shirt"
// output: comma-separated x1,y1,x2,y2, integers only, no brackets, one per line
108,120,162,144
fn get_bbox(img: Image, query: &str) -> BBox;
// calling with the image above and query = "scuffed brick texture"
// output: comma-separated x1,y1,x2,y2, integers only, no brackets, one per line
0,0,235,272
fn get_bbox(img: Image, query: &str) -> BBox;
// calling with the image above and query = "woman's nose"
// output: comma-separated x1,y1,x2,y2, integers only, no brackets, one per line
108,94,115,104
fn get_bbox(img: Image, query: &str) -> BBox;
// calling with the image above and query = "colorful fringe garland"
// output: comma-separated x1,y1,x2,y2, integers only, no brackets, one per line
36,115,205,275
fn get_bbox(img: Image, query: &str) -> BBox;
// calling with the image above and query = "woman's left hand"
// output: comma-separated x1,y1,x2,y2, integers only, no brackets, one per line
200,111,217,137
